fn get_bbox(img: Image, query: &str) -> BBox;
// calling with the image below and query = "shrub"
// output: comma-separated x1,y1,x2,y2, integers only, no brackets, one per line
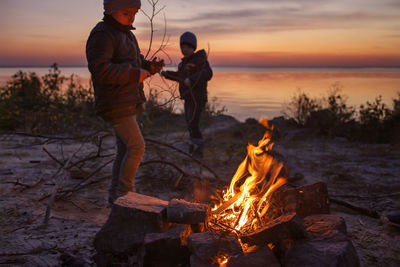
0,63,100,133
325,83,355,124
307,85,356,137
283,84,399,143
284,89,321,125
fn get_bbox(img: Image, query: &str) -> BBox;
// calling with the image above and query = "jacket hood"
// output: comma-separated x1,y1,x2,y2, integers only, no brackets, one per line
183,49,208,61
194,49,207,59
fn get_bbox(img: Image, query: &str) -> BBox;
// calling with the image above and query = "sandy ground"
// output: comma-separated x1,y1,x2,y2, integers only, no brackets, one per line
0,120,399,266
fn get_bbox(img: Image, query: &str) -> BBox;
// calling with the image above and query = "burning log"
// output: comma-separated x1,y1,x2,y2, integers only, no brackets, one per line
239,212,306,246
269,182,330,218
186,232,242,261
94,192,169,255
138,225,190,267
167,198,208,224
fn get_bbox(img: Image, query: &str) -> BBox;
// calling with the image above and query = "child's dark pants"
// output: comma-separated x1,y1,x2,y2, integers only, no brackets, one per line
184,98,206,140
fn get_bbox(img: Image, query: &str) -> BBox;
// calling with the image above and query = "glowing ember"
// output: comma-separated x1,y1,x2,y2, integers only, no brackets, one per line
209,118,287,234
215,255,230,266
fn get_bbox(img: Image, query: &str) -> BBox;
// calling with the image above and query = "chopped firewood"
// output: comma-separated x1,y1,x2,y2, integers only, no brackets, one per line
270,182,330,218
240,212,306,246
94,192,169,255
186,232,242,260
303,214,347,236
167,198,208,224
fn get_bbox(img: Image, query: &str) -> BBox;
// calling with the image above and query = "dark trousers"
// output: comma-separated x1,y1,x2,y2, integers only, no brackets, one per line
184,98,206,140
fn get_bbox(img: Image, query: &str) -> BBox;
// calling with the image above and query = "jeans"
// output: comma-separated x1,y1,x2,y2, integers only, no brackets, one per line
109,115,145,203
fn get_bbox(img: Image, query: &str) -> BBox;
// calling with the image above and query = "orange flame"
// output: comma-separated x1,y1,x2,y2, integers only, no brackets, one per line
209,118,287,234
215,255,230,266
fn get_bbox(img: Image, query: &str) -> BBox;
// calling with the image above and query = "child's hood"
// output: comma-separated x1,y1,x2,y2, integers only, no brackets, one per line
188,49,208,64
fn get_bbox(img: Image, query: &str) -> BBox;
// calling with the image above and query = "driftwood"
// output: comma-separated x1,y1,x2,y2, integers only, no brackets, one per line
43,143,85,225
2,130,108,141
329,198,380,218
145,138,219,180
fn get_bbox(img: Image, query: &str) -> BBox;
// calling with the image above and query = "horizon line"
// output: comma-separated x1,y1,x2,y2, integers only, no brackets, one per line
1,64,400,69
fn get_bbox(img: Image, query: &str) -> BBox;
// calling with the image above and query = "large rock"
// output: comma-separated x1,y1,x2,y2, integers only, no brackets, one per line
138,225,190,267
186,232,242,260
283,231,360,267
270,182,330,218
190,255,219,267
227,246,281,267
167,198,208,224
282,214,359,267
240,212,306,246
94,192,169,255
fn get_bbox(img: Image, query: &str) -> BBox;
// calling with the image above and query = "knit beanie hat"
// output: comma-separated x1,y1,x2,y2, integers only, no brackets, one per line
104,0,141,14
180,32,197,50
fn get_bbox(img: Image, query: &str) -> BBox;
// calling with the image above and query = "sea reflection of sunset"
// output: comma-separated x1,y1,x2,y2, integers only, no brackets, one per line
1,67,399,121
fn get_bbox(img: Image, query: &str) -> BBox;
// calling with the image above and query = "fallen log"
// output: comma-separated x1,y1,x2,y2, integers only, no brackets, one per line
329,197,380,219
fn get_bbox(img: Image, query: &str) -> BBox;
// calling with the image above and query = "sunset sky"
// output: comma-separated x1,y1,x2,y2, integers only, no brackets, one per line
0,0,400,67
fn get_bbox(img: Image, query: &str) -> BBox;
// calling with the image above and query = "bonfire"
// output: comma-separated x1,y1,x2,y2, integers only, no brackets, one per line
208,118,287,235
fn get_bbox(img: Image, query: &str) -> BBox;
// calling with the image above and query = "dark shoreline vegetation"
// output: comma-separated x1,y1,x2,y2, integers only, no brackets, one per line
0,64,399,143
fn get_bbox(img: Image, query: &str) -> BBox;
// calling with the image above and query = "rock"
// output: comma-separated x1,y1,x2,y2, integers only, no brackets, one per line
283,231,360,267
94,192,169,255
281,213,359,267
186,232,242,260
240,212,306,246
227,246,281,267
190,255,219,267
167,198,208,224
270,182,330,218
59,252,88,267
138,225,190,267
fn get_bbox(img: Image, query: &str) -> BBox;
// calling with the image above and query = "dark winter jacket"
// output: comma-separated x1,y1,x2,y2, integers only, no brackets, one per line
163,50,212,102
86,15,152,121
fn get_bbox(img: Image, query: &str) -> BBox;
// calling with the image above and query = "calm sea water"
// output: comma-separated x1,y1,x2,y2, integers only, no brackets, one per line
1,66,399,121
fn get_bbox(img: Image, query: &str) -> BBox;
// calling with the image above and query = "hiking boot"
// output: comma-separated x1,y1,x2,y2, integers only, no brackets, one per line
384,211,400,228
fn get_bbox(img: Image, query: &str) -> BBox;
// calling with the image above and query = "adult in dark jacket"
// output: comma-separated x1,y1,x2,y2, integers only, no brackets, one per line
86,0,164,204
161,32,213,157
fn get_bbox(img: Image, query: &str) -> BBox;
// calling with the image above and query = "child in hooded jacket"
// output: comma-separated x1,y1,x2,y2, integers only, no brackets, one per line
86,0,164,204
161,32,213,157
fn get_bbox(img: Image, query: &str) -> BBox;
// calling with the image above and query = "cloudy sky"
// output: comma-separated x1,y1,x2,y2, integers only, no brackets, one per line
0,0,399,67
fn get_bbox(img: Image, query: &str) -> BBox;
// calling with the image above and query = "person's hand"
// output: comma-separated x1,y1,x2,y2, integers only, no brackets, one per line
149,57,165,74
184,78,191,87
139,69,151,82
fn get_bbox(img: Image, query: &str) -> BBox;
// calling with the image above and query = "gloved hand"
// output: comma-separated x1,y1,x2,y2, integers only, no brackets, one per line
149,57,165,75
